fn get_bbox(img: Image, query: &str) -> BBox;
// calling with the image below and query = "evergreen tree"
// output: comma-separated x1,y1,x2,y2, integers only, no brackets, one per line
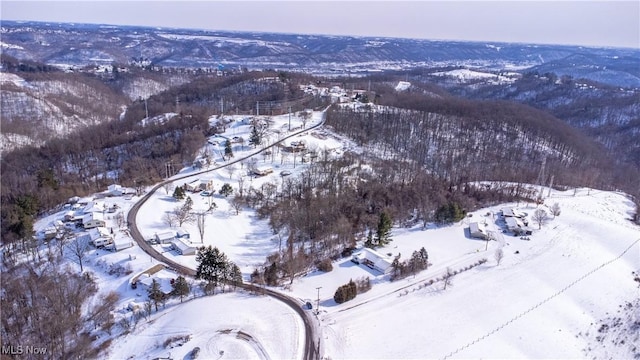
364,229,374,248
264,262,279,286
249,124,261,147
375,212,393,246
196,246,229,289
172,186,186,201
229,263,243,290
224,139,234,158
219,183,233,197
419,247,429,269
334,280,357,304
147,279,164,312
171,275,190,303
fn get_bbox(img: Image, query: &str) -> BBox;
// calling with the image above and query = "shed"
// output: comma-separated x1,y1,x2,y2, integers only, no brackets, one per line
171,239,197,256
176,228,190,239
155,231,176,244
469,222,488,240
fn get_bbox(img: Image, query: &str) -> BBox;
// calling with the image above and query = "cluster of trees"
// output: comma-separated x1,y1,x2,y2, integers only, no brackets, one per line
390,247,430,281
326,93,612,189
243,152,525,285
1,259,118,359
334,280,357,304
195,246,243,294
333,277,372,304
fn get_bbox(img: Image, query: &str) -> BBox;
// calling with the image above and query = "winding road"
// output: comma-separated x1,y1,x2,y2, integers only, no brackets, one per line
127,110,328,360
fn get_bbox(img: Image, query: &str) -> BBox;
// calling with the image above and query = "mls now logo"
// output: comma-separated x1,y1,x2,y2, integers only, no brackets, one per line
2,345,48,355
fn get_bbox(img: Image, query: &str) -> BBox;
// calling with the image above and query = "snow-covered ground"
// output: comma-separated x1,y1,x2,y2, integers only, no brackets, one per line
304,188,639,359
107,293,304,360
30,100,639,359
431,68,519,84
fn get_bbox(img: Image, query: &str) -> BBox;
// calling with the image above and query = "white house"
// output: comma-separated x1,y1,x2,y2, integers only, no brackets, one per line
108,184,124,196
83,201,106,214
137,269,176,296
155,231,175,244
108,237,134,251
184,179,213,193
83,212,106,229
469,222,488,240
83,227,113,247
253,166,274,176
171,238,197,256
501,207,526,218
351,248,394,274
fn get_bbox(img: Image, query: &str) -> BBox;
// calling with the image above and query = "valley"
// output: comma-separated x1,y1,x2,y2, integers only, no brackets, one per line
1,20,639,360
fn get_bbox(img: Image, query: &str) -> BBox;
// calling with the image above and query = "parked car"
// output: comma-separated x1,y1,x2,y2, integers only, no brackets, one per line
280,170,292,177
200,190,211,197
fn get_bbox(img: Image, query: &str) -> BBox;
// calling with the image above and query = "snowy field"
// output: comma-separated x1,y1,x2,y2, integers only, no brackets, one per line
307,188,639,359
30,101,639,359
107,293,304,360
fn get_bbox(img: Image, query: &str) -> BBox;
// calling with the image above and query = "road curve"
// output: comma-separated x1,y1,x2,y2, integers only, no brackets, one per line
127,110,327,360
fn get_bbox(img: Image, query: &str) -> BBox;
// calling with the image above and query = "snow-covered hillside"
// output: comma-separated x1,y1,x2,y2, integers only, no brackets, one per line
305,188,639,359
29,103,639,359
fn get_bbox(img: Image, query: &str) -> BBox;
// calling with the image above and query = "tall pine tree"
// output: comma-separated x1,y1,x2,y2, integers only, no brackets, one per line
224,139,234,159
375,212,393,246
171,275,190,303
249,124,261,147
196,246,229,289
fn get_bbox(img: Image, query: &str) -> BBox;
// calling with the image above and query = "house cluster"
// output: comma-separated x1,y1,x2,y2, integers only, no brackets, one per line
500,207,533,236
153,229,197,256
62,199,117,230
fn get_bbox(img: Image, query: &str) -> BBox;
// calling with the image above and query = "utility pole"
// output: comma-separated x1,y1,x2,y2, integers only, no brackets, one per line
256,101,259,116
547,174,555,198
288,106,291,131
220,97,224,114
144,98,149,119
315,286,322,316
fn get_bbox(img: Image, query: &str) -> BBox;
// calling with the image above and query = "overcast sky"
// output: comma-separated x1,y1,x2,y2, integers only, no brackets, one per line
2,1,639,48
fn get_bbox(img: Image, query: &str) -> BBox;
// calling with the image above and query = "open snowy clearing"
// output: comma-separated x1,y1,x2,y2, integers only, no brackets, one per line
107,293,304,360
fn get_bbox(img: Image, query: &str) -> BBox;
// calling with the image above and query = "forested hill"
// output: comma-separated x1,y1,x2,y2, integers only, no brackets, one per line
326,83,631,193
2,20,639,88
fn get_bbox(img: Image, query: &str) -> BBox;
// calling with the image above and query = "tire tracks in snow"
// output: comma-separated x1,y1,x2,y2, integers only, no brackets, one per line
440,238,640,360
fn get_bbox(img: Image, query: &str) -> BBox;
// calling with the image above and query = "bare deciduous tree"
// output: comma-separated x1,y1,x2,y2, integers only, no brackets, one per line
231,196,244,215
550,202,561,218
196,212,206,243
163,211,177,228
443,267,454,290
495,248,504,266
66,235,90,272
162,182,172,195
532,209,548,229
